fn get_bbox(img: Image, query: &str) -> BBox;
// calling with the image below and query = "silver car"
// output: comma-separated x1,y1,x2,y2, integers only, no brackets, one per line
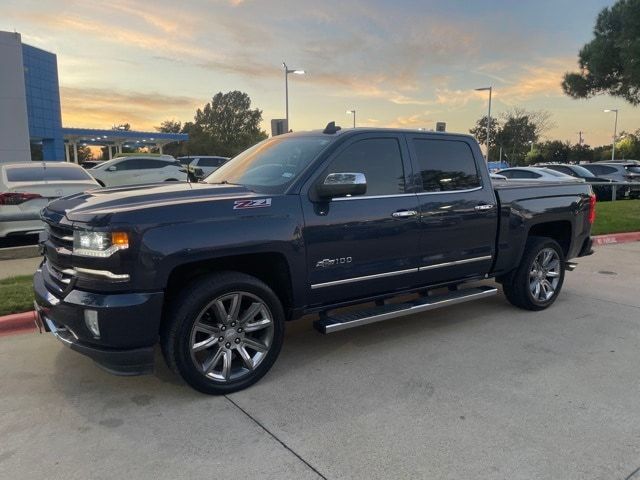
497,167,584,183
0,162,100,237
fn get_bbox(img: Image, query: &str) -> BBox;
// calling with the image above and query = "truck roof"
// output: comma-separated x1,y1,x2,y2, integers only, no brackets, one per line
283,122,477,142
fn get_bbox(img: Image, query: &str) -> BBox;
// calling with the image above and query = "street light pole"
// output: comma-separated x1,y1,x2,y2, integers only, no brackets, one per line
475,86,493,162
604,109,619,161
346,110,356,128
283,62,305,130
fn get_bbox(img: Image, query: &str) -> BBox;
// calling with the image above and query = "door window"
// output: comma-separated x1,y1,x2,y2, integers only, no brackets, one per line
326,138,405,196
412,139,480,191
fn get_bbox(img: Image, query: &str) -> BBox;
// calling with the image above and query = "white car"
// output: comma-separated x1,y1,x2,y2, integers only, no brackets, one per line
178,156,230,180
0,162,100,237
497,167,585,182
89,155,188,187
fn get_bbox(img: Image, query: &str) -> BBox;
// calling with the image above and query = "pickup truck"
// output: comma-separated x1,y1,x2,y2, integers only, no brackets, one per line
33,124,595,394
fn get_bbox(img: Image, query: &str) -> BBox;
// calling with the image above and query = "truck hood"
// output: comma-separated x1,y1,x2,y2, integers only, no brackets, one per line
45,182,256,223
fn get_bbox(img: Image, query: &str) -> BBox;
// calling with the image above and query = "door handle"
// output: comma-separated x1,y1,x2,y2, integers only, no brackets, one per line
392,210,418,218
474,204,495,211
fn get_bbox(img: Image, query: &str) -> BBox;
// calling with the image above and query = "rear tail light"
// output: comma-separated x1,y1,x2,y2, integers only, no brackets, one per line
588,193,596,225
0,192,43,205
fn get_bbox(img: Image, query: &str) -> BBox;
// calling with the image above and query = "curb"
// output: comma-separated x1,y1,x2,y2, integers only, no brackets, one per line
0,311,36,337
593,232,640,246
0,245,40,260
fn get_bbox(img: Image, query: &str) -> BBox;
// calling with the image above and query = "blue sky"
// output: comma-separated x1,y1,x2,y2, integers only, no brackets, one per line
1,0,636,146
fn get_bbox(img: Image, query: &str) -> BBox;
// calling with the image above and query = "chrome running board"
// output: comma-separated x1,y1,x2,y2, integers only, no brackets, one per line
314,285,498,334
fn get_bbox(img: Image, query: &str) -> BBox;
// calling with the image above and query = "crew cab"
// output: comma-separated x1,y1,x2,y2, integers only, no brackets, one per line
33,124,595,394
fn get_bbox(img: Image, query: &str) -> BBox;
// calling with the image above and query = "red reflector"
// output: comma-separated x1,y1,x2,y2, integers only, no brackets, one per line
0,192,43,205
588,193,596,225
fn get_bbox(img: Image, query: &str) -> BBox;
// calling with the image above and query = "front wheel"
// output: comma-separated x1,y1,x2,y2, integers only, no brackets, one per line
502,236,566,311
161,272,285,394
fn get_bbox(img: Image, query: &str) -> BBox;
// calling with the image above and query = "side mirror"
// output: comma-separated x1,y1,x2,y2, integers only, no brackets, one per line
316,172,367,199
107,166,117,172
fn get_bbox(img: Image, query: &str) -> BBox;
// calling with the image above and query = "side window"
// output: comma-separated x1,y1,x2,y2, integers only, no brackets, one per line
113,160,132,171
509,170,537,179
326,138,405,196
412,139,480,192
555,166,575,176
600,166,617,174
584,165,601,175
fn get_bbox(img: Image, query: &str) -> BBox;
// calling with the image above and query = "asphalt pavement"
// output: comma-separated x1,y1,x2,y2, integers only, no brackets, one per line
1,242,639,480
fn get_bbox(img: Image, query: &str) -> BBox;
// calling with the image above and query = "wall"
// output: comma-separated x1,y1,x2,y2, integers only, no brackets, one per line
22,43,64,160
0,31,31,163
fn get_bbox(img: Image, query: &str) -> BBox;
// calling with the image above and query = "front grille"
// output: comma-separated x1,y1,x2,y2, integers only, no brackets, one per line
46,261,75,288
46,223,74,251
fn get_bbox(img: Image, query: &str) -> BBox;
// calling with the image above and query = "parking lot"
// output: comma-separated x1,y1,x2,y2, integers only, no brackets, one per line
0,242,639,479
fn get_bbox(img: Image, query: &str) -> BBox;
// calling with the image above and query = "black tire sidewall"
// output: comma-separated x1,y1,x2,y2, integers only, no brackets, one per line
168,273,285,395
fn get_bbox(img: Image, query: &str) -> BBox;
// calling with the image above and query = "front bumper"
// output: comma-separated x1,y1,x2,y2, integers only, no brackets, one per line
33,267,164,375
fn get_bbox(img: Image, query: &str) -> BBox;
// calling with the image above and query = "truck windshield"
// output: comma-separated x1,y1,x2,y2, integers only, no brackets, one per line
204,136,331,193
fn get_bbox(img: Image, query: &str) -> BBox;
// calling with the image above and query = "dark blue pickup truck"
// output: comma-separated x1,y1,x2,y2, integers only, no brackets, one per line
34,124,595,394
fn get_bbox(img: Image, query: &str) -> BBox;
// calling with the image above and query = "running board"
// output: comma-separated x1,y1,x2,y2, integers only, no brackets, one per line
313,285,498,334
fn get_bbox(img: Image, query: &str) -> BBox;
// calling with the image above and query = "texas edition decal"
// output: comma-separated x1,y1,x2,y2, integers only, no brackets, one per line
233,198,272,210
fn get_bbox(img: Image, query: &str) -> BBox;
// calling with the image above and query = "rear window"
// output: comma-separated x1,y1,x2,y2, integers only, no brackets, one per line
198,158,226,167
5,165,92,182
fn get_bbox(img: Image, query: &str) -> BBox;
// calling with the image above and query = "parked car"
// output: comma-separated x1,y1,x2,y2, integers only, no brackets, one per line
0,162,100,237
594,159,640,164
80,160,105,169
581,162,640,199
179,156,230,180
497,167,584,182
536,163,615,201
89,155,188,187
489,173,508,184
35,124,595,394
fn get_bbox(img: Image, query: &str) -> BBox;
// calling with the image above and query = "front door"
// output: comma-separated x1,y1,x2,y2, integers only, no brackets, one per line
407,134,498,285
301,133,422,307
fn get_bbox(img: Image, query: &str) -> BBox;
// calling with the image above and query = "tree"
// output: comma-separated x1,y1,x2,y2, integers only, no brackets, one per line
156,120,182,134
469,116,500,158
112,123,131,131
562,0,640,105
185,91,268,157
76,144,94,163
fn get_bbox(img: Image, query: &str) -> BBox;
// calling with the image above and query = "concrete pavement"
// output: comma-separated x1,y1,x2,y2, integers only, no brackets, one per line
1,243,639,479
0,256,40,280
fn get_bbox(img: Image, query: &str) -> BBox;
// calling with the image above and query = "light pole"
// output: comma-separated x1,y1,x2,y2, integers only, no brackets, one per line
604,109,619,161
346,110,356,128
475,86,493,162
283,62,305,130
529,140,534,153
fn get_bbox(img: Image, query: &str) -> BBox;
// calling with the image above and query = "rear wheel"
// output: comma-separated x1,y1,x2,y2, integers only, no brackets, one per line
161,272,285,394
502,236,565,311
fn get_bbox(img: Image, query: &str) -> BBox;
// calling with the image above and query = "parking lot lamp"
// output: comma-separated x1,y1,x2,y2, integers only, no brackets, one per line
604,109,619,161
346,110,356,128
283,62,305,130
475,86,493,162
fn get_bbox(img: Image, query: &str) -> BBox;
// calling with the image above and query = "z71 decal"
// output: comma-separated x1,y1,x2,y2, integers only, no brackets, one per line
233,198,272,210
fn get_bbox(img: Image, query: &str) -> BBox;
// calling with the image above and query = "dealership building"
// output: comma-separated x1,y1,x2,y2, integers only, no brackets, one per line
0,31,187,164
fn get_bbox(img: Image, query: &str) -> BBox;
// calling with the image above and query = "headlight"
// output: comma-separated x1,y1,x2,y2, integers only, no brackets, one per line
73,231,129,257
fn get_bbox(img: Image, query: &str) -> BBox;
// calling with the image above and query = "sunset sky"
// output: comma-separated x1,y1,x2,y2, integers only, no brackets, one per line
2,0,637,146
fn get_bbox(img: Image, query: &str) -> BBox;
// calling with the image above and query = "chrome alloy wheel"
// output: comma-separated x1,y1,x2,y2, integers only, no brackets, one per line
189,292,274,382
529,248,561,302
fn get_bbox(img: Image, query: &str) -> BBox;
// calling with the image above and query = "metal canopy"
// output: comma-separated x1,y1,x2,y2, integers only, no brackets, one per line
62,127,188,161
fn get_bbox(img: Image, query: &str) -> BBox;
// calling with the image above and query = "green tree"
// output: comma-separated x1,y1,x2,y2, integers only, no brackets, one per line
156,120,182,134
185,91,268,157
155,120,185,157
469,116,500,158
562,0,640,105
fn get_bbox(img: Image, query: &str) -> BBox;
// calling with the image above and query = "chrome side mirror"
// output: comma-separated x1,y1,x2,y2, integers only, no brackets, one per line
316,172,367,199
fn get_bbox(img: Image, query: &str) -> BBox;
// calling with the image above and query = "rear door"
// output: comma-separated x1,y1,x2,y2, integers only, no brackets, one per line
407,134,498,285
301,132,422,305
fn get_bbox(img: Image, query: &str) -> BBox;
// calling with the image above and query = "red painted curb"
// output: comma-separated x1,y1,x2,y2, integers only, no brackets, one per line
0,311,36,336
593,231,640,246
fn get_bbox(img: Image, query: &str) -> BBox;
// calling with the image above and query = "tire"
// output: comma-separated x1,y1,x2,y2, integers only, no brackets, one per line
502,236,566,311
161,271,285,395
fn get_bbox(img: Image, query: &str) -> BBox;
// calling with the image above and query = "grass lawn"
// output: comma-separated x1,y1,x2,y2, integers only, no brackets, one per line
592,199,640,236
0,276,34,316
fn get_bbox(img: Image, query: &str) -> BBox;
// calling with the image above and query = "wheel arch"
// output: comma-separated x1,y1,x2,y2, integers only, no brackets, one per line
164,252,295,320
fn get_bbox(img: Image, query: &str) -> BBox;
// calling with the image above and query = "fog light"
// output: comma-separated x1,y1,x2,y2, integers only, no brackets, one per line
84,310,100,338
